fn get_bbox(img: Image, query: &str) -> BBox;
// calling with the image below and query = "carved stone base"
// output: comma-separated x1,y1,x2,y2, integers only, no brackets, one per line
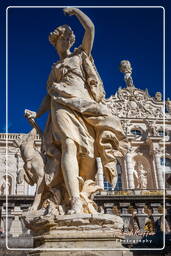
23,213,123,235
24,213,124,255
29,230,124,256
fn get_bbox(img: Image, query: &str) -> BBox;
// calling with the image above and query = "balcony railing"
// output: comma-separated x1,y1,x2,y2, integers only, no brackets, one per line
0,133,41,141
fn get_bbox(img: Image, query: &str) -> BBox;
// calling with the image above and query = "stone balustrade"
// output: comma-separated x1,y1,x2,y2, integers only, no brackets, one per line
0,190,170,239
0,133,41,141
95,189,171,236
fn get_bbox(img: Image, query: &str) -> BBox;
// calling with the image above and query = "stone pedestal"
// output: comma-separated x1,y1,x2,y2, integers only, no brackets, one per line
31,230,123,252
29,230,124,256
29,250,126,256
23,213,125,256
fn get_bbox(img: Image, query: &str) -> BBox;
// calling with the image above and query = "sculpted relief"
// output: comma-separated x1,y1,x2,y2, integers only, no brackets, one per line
17,8,127,218
105,61,164,119
0,175,12,195
133,163,148,189
106,87,164,119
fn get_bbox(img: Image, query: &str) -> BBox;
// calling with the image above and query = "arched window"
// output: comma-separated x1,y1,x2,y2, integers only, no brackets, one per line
104,162,122,191
131,129,142,136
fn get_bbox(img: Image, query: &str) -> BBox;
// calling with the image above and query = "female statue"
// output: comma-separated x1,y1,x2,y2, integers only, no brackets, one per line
25,8,127,214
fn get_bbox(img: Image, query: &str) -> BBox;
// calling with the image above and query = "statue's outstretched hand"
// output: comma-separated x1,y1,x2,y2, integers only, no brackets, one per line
24,109,37,119
63,7,77,16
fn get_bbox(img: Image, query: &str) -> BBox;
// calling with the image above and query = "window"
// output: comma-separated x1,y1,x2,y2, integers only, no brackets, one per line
160,158,171,173
158,130,167,136
104,180,112,191
115,173,122,191
131,129,142,136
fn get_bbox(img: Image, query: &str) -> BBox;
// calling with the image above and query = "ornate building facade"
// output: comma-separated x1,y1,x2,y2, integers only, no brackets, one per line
0,63,171,249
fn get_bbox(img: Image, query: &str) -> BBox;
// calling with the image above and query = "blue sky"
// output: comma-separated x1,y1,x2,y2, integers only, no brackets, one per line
0,0,170,133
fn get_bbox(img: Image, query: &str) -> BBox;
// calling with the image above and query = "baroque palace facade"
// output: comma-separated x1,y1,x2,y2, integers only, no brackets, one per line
0,67,171,250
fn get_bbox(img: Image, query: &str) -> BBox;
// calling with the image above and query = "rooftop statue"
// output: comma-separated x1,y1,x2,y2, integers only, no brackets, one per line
120,60,134,87
23,8,127,216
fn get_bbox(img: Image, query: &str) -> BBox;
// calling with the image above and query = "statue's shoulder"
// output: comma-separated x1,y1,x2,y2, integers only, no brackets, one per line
73,45,87,57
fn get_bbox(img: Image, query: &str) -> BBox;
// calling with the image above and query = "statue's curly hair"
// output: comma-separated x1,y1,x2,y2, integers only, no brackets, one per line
49,25,75,47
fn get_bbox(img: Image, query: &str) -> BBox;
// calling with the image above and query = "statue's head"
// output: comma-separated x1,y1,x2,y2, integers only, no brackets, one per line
49,25,75,52
120,60,132,73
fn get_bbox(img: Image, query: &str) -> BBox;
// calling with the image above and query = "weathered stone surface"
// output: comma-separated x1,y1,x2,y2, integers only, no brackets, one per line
29,251,125,256
22,213,123,236
31,230,124,253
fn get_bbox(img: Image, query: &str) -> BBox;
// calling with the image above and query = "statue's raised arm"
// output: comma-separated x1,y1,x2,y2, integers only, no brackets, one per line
64,7,95,56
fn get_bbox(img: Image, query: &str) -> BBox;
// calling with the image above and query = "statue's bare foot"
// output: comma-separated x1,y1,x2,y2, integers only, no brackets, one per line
67,197,83,215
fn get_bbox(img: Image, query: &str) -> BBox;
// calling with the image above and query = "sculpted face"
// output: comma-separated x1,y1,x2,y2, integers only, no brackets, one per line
55,33,73,53
48,25,75,55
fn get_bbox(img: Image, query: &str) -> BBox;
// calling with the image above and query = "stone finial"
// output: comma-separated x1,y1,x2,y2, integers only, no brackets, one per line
145,88,149,98
120,60,134,87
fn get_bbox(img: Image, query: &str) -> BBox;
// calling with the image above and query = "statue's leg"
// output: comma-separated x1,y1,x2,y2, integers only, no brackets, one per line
28,155,45,211
61,138,82,214
30,175,45,211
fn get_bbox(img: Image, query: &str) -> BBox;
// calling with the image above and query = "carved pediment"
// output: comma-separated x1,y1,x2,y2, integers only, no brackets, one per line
105,87,164,119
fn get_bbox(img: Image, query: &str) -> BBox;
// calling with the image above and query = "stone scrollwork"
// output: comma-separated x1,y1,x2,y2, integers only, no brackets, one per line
144,119,158,136
120,119,132,135
105,71,164,119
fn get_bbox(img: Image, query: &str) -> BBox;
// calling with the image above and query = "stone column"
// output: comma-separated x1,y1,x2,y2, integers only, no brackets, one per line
15,151,20,195
96,157,104,189
154,151,164,189
126,150,135,189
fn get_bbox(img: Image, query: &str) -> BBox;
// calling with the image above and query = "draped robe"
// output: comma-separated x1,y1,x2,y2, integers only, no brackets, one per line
43,47,128,186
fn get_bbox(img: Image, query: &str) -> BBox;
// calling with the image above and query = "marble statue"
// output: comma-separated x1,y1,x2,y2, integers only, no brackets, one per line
133,163,147,189
23,7,127,216
120,60,134,87
14,128,46,211
1,176,11,195
128,208,140,235
155,92,162,101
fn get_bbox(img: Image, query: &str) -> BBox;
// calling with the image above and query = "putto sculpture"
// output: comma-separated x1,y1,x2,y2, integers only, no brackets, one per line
21,8,127,218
